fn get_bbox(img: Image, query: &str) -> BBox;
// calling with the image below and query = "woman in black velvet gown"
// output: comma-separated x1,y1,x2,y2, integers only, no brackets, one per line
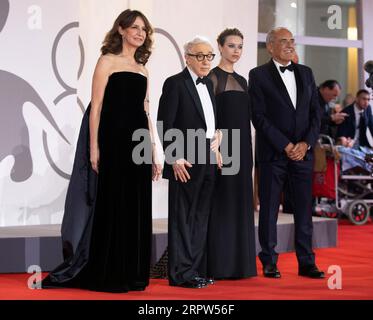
42,9,162,293
207,28,257,279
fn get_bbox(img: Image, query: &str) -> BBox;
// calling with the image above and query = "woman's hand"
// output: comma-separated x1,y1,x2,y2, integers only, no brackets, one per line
90,146,100,174
211,129,223,153
152,149,163,181
215,151,223,170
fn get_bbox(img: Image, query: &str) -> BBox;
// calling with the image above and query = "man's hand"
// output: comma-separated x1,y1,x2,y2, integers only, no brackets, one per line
284,143,295,159
347,137,355,148
289,142,308,161
339,136,354,148
172,158,193,183
331,112,348,125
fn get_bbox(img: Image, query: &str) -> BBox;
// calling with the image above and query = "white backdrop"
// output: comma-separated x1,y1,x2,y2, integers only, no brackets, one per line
0,0,258,226
0,0,80,226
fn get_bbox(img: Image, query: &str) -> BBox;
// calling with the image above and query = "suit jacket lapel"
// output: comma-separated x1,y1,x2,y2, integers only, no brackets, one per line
366,106,373,130
348,106,356,132
267,60,295,111
363,108,371,133
184,68,212,124
183,68,207,124
365,106,373,146
293,63,303,111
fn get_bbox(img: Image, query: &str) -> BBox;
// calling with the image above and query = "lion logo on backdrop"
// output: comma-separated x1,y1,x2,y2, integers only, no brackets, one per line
0,0,72,182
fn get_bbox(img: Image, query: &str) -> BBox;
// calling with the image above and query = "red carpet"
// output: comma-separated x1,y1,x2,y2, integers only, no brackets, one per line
1,220,372,300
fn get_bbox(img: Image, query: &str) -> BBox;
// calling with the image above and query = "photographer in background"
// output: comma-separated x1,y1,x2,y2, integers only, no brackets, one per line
318,80,347,140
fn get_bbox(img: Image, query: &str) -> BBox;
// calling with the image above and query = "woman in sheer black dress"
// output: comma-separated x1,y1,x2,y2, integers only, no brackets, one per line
207,28,257,279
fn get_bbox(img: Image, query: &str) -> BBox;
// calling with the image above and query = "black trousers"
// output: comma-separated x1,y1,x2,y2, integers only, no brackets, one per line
258,159,315,267
167,144,216,285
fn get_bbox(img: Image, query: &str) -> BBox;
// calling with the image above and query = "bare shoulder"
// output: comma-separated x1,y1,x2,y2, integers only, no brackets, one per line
98,53,117,65
139,65,149,78
95,54,115,76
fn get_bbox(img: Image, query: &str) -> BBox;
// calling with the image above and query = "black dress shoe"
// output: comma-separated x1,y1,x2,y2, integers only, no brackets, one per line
298,264,325,279
263,264,281,278
178,279,204,289
195,277,215,285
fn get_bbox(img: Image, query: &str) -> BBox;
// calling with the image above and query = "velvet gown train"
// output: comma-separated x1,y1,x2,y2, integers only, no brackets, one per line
206,67,257,279
42,71,152,292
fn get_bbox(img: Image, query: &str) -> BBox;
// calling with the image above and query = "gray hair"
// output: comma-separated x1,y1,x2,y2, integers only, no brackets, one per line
184,35,213,55
266,27,293,44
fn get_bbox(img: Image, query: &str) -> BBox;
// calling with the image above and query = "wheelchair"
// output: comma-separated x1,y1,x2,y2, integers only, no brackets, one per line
313,134,372,225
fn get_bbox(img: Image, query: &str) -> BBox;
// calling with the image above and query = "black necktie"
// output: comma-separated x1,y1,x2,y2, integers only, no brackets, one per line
359,112,369,147
280,64,295,73
196,77,207,85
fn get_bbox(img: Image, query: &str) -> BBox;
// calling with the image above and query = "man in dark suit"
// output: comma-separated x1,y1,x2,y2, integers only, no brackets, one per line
157,36,219,288
337,89,373,148
318,79,346,139
249,27,324,279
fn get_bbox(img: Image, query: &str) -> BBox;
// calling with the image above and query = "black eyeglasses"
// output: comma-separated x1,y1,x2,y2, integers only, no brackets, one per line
187,53,216,62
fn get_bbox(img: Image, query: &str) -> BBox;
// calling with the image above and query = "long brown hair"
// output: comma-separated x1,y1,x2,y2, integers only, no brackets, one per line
101,9,153,65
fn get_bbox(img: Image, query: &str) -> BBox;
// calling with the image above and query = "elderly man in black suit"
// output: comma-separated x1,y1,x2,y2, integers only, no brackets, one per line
157,36,220,288
249,27,324,279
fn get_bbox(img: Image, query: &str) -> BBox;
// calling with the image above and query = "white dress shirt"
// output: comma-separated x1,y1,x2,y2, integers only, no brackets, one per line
354,104,363,143
273,59,297,109
187,67,216,139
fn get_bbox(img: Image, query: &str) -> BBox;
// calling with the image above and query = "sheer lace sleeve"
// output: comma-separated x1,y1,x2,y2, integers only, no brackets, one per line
208,70,219,96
